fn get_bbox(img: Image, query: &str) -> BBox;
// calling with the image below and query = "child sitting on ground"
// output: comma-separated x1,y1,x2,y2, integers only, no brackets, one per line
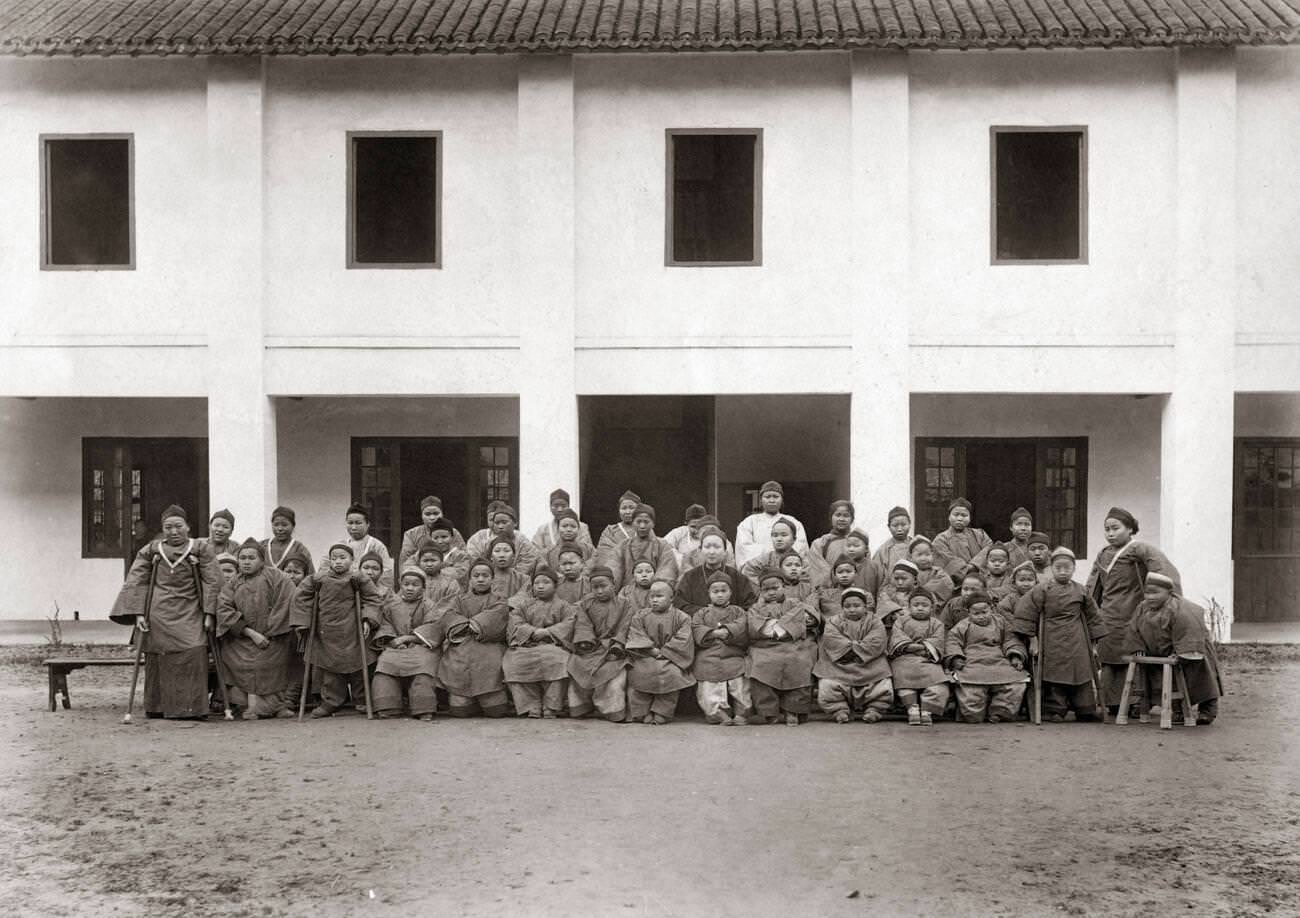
815,587,893,724
1012,547,1108,723
625,581,695,725
944,590,1028,723
691,572,751,726
887,589,950,726
371,567,446,721
619,560,655,610
502,567,575,719
291,544,383,718
567,566,635,722
554,548,591,604
746,569,820,726
438,559,511,718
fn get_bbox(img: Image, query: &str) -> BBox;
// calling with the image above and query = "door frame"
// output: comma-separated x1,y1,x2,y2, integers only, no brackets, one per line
82,436,209,558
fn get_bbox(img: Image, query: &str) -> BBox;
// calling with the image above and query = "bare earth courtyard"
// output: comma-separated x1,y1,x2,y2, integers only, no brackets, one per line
2,646,1298,918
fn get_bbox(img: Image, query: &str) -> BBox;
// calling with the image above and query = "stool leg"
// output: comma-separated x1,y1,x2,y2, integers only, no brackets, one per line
1174,666,1196,728
1138,665,1152,723
1115,661,1137,725
1160,663,1174,729
48,668,56,712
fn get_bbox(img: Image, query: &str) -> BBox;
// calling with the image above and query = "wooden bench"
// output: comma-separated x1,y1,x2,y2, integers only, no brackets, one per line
45,658,133,712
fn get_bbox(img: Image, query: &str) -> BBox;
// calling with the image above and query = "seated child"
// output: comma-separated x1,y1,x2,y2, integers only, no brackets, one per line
544,509,594,574
566,566,635,722
610,504,679,591
944,591,1028,723
814,587,892,724
740,517,803,588
982,544,1013,600
1027,532,1053,583
871,506,913,572
216,552,239,585
618,560,655,610
908,536,955,610
817,558,873,620
939,571,989,631
215,538,297,719
876,559,921,630
1123,572,1222,725
438,559,511,718
486,537,532,610
418,518,470,583
503,567,577,719
998,562,1040,625
415,544,462,609
282,557,309,588
358,551,390,602
372,567,446,721
841,529,883,596
887,589,950,726
745,569,820,726
777,551,816,603
291,543,383,718
691,572,751,725
625,580,695,725
1011,547,1108,723
554,548,591,604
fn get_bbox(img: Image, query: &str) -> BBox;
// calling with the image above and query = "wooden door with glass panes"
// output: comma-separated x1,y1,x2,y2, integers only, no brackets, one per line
1234,439,1300,621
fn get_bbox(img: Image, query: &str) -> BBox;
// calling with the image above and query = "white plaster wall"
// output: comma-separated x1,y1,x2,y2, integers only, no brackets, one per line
1236,393,1300,437
0,59,210,338
908,51,1177,339
1237,48,1300,337
573,54,852,341
262,57,521,341
273,396,518,558
910,393,1165,583
0,397,207,620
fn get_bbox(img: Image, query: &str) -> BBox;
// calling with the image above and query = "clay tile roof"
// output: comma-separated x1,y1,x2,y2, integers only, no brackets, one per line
0,0,1295,54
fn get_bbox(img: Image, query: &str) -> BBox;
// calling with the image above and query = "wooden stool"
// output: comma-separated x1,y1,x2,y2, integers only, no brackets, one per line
1114,655,1197,729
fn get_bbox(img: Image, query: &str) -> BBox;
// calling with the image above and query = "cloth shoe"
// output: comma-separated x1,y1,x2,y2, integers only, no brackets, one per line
907,705,921,726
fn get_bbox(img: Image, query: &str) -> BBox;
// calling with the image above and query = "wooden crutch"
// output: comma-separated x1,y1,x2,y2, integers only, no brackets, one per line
1030,610,1044,725
122,555,159,725
1079,614,1107,722
354,589,374,720
297,592,319,722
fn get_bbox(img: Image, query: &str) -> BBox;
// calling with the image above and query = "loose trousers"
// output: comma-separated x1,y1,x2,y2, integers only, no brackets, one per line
1043,680,1100,720
817,677,894,717
628,689,681,721
508,680,567,716
749,679,812,718
695,677,752,719
372,673,438,717
447,689,510,718
567,672,628,721
897,684,950,716
954,682,1026,723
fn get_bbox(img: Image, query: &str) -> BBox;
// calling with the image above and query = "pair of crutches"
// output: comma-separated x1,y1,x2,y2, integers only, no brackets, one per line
297,589,373,720
123,554,234,723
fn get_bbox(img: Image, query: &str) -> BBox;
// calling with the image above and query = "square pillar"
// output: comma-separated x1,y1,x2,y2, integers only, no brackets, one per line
1161,49,1237,638
849,51,912,547
205,58,277,532
516,58,580,534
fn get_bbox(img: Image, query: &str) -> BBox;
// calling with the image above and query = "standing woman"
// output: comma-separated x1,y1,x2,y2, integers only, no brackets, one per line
595,490,642,567
1085,507,1180,713
111,505,220,720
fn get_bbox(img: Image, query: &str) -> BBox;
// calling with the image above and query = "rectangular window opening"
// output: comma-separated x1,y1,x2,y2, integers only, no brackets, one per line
348,132,441,268
992,128,1086,264
42,135,134,269
667,130,761,266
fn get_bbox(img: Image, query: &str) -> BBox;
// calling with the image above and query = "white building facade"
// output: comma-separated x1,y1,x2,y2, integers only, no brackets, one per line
0,0,1297,631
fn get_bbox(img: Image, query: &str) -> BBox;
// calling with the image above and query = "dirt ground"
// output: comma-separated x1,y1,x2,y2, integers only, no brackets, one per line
2,644,1298,918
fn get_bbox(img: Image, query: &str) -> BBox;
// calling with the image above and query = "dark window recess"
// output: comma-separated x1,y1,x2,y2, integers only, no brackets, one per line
994,131,1083,261
671,134,757,264
45,138,132,267
351,135,438,265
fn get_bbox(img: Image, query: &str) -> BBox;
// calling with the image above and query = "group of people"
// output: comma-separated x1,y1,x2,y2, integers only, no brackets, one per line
109,482,1223,726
